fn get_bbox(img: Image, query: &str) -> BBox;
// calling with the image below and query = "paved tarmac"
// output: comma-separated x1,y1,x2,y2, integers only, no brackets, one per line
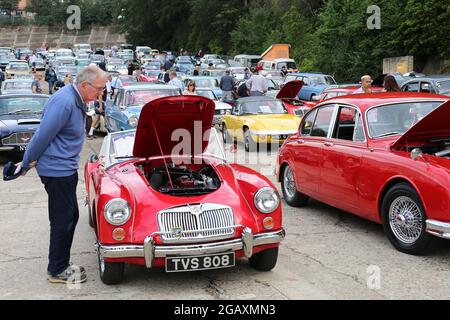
1,135,450,300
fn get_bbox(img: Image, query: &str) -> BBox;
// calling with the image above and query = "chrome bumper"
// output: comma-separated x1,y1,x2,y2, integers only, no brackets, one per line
426,220,450,239
98,228,285,269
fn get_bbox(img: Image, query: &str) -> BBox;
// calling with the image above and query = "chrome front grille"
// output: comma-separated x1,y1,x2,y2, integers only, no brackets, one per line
1,131,35,146
157,203,235,243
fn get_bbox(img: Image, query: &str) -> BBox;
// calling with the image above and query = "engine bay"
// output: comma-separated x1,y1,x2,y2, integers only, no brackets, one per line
406,139,450,158
137,161,221,196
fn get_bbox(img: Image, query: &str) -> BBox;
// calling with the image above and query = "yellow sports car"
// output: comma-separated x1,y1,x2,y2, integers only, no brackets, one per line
222,96,302,152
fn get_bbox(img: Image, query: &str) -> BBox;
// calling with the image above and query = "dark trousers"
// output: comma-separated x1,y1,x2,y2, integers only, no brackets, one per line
40,173,79,276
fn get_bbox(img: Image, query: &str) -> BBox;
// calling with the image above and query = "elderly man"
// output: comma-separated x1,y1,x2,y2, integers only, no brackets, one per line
354,75,373,94
19,65,108,284
168,71,184,91
246,71,269,96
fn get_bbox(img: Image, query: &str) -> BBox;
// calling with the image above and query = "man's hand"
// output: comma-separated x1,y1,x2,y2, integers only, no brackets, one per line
16,161,37,176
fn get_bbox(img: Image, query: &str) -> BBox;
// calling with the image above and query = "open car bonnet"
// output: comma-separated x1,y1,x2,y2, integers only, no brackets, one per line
276,80,304,99
391,99,450,150
133,95,215,158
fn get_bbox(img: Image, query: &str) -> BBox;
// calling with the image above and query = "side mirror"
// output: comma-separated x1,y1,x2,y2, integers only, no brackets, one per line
411,148,424,161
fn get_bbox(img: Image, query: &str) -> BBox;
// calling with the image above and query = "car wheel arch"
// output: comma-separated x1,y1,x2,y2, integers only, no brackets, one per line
378,177,424,221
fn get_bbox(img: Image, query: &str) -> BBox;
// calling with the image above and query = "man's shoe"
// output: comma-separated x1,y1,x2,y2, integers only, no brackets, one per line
86,134,96,140
47,265,87,284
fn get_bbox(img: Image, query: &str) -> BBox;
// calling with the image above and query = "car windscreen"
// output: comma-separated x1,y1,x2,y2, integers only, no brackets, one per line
309,75,336,86
196,90,217,100
437,81,450,94
0,96,47,115
194,79,218,88
124,89,181,106
57,67,77,74
56,51,73,57
4,81,32,90
277,62,297,70
144,70,161,77
242,100,287,115
9,64,28,70
366,101,443,138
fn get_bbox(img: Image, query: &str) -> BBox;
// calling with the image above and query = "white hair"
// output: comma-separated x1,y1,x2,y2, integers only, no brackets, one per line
76,65,109,84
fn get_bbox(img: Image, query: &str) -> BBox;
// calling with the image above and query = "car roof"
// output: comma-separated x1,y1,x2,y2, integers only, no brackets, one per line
0,94,49,99
289,72,329,77
403,75,450,82
317,92,449,112
3,79,33,82
121,84,179,90
236,96,277,103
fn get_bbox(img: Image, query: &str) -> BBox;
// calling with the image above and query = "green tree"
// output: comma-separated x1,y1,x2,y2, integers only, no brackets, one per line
0,0,19,15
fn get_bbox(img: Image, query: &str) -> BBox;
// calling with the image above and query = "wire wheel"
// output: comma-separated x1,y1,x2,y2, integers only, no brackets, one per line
283,165,297,199
389,196,423,244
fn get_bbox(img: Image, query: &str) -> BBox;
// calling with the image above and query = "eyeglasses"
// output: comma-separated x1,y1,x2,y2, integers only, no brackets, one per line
87,82,105,92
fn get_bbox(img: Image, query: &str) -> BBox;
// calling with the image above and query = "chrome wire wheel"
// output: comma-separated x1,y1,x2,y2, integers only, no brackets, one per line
389,196,423,244
283,166,297,199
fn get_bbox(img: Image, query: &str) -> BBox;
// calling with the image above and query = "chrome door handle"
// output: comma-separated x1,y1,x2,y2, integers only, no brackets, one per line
324,142,334,147
296,139,305,144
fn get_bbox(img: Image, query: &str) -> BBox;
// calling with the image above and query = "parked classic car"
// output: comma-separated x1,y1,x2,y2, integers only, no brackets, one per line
5,61,30,79
196,88,232,127
284,72,338,101
274,80,315,116
0,94,49,154
183,76,222,99
278,92,450,255
402,75,450,97
222,96,301,152
85,95,285,284
1,79,33,95
104,84,181,132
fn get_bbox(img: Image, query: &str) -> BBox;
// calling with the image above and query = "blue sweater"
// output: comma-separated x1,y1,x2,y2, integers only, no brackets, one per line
22,84,87,177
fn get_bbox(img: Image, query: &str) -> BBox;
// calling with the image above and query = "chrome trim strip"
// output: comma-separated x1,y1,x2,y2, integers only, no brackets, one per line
0,147,15,151
426,220,450,239
98,229,285,267
249,130,297,136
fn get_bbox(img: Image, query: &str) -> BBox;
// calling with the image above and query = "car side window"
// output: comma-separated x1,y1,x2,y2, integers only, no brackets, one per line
353,112,365,142
404,82,419,92
310,106,335,137
333,106,356,141
300,109,318,136
420,82,433,93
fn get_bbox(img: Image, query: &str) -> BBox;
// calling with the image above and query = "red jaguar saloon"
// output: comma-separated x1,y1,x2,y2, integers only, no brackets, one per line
278,92,450,255
85,95,285,284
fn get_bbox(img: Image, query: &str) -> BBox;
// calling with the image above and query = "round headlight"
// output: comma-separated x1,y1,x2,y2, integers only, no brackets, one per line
128,115,138,127
254,187,280,214
104,199,131,226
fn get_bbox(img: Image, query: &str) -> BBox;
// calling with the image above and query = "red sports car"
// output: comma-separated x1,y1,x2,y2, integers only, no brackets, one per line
85,95,285,284
276,80,315,116
278,92,450,255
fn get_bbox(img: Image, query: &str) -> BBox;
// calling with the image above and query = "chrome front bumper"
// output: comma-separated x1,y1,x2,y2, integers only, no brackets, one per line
98,228,285,269
426,220,450,239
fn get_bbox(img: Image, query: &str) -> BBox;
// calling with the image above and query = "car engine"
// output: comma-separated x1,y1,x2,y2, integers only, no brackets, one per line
146,164,221,196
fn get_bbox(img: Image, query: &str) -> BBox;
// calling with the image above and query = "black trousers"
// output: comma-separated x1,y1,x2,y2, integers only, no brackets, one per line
40,173,79,276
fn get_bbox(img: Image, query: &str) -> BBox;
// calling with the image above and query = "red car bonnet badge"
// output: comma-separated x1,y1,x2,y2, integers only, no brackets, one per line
20,133,30,143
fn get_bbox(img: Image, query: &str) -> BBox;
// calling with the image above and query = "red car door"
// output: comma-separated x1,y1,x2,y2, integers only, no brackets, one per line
292,105,336,195
320,106,366,214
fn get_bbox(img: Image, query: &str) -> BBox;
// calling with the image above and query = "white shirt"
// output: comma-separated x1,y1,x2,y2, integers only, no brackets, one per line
169,77,184,92
246,75,268,93
111,77,123,89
